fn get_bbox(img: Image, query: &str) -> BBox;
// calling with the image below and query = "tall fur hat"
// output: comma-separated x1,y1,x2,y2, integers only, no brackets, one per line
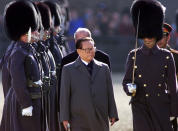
4,0,38,41
57,0,70,22
32,1,43,32
56,2,62,19
43,1,61,27
36,2,51,30
131,0,166,41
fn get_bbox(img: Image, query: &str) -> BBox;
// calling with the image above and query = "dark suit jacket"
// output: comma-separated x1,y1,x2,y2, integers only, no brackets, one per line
58,49,111,123
60,57,118,131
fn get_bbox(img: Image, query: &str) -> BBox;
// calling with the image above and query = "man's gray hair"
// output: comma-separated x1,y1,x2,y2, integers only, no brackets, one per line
74,28,91,39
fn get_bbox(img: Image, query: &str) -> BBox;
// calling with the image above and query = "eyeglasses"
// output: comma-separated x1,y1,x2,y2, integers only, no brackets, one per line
80,47,96,53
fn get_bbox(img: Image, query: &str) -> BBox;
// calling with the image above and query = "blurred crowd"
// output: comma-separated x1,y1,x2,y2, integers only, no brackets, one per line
68,6,135,37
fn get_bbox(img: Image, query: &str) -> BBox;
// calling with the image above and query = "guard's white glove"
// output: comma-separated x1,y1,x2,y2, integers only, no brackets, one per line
170,117,175,121
67,123,70,131
51,71,56,76
126,83,137,94
63,121,70,131
22,106,33,116
34,80,43,86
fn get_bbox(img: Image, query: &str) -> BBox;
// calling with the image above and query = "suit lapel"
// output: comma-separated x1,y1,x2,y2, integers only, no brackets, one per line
91,59,101,81
75,57,91,79
75,58,101,81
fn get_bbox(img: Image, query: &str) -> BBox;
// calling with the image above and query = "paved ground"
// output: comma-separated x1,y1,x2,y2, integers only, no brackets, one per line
0,73,133,131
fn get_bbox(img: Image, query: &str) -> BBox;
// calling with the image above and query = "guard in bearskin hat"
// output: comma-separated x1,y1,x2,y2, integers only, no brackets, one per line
36,2,61,131
30,2,53,131
43,1,63,77
0,1,43,131
36,2,56,81
122,0,178,131
39,2,63,131
0,1,41,99
54,1,71,57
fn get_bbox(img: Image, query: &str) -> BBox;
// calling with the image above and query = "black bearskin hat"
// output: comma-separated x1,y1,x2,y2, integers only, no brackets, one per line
43,1,61,27
36,2,51,30
56,2,62,19
176,9,178,33
58,0,70,22
31,1,43,32
131,0,166,41
4,1,38,41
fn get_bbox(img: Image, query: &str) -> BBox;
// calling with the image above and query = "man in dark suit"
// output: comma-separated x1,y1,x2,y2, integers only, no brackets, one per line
60,28,111,71
58,28,111,130
60,37,118,131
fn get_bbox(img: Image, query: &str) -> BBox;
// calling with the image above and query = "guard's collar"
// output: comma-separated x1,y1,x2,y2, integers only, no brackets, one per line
141,44,159,55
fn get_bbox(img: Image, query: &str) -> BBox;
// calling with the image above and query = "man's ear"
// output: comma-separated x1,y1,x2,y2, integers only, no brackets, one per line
76,49,80,55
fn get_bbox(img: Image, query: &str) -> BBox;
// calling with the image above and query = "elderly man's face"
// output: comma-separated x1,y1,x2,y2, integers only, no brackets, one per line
77,40,95,63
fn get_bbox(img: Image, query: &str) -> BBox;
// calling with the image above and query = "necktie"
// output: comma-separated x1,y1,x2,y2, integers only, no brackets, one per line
86,61,93,75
